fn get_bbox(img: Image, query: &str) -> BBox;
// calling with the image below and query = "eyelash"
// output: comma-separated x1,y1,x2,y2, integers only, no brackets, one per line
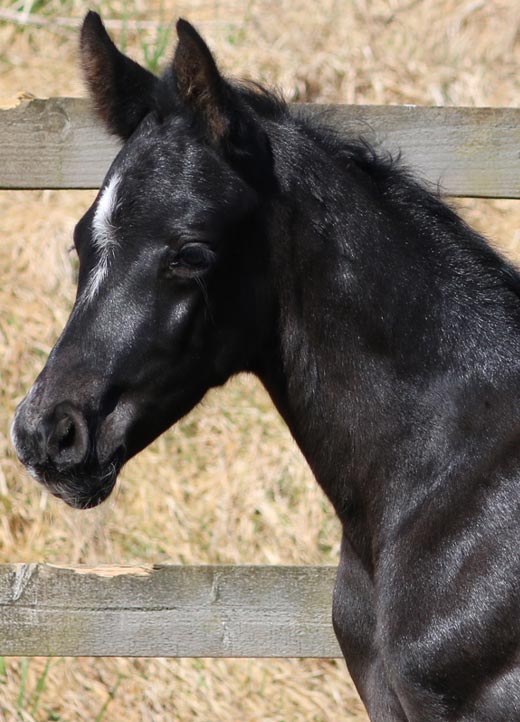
164,243,216,277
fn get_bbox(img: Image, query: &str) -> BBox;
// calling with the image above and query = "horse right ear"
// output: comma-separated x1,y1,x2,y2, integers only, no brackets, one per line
80,11,157,140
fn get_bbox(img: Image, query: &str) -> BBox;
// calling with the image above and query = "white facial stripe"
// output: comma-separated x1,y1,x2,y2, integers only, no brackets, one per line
81,174,121,305
93,174,121,252
82,253,111,305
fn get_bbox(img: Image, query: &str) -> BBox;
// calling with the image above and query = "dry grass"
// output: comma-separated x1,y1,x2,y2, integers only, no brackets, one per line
0,0,519,719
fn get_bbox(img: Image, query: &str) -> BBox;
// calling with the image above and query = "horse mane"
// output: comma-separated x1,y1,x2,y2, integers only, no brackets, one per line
291,104,520,305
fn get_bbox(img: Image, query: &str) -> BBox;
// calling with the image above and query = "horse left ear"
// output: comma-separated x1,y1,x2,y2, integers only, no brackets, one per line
172,19,230,144
80,11,158,140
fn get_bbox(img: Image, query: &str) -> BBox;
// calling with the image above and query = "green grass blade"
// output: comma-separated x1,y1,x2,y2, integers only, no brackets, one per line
29,658,52,716
16,657,29,717
94,674,122,722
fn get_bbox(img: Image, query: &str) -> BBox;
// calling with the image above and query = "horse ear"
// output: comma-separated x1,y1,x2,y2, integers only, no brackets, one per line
172,19,230,144
80,11,158,140
172,19,274,191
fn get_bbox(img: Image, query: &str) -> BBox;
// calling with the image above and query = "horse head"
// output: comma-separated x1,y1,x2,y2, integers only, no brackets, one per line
11,12,278,508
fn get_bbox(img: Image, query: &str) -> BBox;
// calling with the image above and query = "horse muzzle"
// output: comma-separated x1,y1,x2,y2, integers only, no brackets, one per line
11,388,125,509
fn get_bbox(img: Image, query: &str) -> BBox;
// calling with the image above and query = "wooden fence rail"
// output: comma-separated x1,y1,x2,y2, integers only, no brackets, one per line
0,564,341,658
1,97,519,197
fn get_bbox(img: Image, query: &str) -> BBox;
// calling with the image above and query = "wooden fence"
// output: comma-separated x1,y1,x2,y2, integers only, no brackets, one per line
1,96,519,657
0,564,340,657
1,97,519,197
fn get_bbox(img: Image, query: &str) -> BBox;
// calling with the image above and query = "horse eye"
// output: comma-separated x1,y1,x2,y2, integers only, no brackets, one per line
175,244,216,272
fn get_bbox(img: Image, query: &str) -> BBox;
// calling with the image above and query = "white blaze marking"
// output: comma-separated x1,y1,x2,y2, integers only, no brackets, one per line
9,416,21,455
81,174,121,304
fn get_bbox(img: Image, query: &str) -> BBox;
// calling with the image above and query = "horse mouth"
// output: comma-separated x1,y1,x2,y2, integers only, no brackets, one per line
25,452,124,510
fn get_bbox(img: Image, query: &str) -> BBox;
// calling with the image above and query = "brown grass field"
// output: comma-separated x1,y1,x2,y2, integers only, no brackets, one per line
0,0,519,719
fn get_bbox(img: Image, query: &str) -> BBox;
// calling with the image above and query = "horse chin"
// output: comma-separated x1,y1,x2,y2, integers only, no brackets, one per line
26,457,122,510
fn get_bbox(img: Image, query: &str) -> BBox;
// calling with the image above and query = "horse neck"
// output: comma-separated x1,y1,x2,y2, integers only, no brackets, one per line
257,120,520,561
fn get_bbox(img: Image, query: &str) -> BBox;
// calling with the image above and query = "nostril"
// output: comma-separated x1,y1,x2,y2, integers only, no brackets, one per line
46,403,89,469
54,415,75,452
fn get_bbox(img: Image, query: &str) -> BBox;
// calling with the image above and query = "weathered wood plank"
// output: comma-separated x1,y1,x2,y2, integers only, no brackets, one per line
303,104,520,200
0,564,341,658
0,97,121,192
0,97,518,197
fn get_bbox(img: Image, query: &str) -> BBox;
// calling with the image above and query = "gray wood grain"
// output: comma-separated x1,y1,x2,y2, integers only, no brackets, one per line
0,97,518,197
0,563,342,658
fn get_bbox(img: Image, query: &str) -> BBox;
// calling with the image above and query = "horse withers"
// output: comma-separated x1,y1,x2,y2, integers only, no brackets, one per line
11,12,520,721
